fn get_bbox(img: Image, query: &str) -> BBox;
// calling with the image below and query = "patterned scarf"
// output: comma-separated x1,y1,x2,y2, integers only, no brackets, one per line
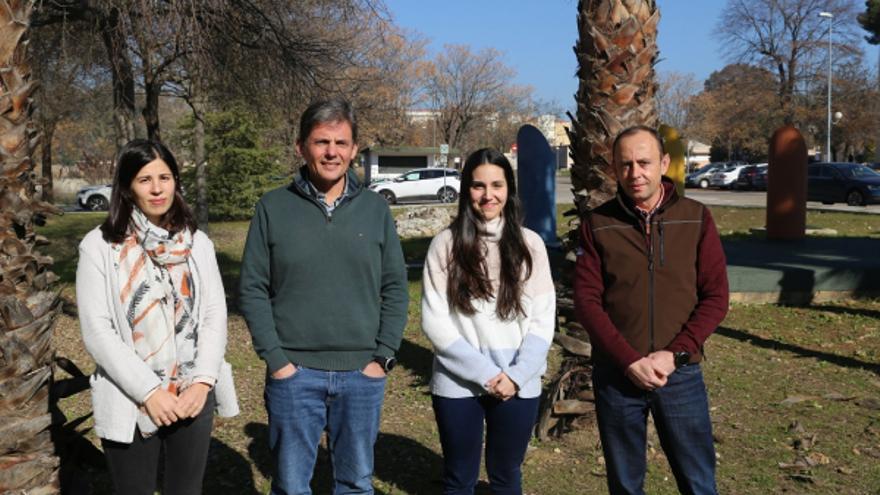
114,208,198,436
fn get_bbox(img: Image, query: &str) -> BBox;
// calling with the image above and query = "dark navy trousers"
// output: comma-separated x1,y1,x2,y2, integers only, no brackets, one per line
432,394,539,495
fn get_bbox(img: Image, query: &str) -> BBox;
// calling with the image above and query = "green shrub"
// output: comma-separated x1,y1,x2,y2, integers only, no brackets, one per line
181,109,290,220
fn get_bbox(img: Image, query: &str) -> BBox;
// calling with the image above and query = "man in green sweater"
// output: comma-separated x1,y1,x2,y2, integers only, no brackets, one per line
239,98,408,494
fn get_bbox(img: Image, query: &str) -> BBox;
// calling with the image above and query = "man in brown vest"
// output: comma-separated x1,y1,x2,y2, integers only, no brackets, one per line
574,125,729,495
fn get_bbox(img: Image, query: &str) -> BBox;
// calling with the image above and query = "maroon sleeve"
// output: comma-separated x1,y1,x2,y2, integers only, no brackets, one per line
665,206,730,354
573,216,642,372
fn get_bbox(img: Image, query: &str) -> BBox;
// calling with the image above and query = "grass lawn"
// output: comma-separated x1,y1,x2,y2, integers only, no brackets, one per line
42,206,880,494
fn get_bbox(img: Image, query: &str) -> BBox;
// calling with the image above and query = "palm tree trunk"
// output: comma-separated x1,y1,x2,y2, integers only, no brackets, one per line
0,1,61,492
568,0,660,211
40,125,55,203
539,0,661,440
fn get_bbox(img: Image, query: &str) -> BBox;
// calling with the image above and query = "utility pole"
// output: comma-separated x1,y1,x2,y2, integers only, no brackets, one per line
819,11,833,162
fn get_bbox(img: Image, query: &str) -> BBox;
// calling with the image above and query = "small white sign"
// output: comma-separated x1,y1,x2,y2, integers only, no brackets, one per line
439,143,449,154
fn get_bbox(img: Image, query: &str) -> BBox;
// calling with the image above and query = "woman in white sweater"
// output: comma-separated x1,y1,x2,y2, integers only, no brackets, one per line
76,139,237,495
421,148,555,494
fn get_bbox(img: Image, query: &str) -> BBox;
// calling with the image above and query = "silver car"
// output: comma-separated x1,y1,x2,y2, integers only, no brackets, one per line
686,163,726,189
709,164,749,189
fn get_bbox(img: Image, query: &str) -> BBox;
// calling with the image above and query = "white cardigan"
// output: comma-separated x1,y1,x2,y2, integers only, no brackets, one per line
76,227,239,443
421,219,556,399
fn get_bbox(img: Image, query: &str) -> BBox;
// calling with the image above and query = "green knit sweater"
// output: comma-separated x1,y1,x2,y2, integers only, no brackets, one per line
239,170,409,372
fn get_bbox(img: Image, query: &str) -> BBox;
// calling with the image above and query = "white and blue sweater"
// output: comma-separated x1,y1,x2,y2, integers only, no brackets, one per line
420,218,556,399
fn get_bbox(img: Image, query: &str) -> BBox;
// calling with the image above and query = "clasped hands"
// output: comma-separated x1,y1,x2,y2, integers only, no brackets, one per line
143,382,211,427
485,372,517,401
624,350,676,391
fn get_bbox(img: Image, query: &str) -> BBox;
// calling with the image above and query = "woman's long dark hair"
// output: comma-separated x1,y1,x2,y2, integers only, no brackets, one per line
447,148,532,320
100,139,197,243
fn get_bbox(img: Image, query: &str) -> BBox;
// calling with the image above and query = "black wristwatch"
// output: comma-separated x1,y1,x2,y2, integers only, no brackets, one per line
372,356,397,372
673,351,691,369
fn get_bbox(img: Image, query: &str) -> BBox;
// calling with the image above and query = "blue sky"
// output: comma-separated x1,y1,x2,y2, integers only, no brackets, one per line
384,0,877,112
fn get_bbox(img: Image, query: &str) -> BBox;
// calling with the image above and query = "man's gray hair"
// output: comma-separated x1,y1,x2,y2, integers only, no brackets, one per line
297,98,358,144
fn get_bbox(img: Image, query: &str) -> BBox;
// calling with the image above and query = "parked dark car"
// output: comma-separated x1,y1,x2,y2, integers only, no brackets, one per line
733,164,767,190
807,162,880,206
752,167,768,191
866,162,880,172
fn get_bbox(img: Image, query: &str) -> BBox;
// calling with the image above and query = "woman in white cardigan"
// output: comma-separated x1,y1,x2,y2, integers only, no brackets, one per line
421,148,556,494
76,139,238,495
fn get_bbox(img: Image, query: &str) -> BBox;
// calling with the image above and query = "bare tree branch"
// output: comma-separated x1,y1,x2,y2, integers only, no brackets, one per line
716,0,863,122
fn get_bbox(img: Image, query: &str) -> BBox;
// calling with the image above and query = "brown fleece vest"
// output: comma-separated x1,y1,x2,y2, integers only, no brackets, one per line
586,192,706,360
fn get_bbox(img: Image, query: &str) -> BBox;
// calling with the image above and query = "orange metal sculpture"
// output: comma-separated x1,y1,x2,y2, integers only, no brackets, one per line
766,126,807,240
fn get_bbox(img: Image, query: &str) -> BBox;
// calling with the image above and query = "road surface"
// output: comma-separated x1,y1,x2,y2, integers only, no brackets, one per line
554,174,880,214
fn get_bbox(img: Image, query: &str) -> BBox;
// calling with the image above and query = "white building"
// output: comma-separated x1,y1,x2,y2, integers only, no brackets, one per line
687,140,711,169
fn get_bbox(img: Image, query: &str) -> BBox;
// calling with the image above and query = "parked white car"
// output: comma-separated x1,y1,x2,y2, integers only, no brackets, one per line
368,168,460,204
76,184,112,211
709,164,749,189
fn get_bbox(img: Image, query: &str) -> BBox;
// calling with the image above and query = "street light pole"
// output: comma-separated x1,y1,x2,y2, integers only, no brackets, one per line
820,11,833,162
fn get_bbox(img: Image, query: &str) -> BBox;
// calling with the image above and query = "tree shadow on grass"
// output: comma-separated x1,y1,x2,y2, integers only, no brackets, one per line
716,325,880,375
805,303,880,321
244,422,273,483
397,338,434,387
216,251,242,314
204,437,263,495
245,422,446,494
377,432,494,494
374,432,445,493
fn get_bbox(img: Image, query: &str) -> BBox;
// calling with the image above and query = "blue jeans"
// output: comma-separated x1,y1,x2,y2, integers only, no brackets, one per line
593,363,717,495
432,395,539,495
265,366,386,495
